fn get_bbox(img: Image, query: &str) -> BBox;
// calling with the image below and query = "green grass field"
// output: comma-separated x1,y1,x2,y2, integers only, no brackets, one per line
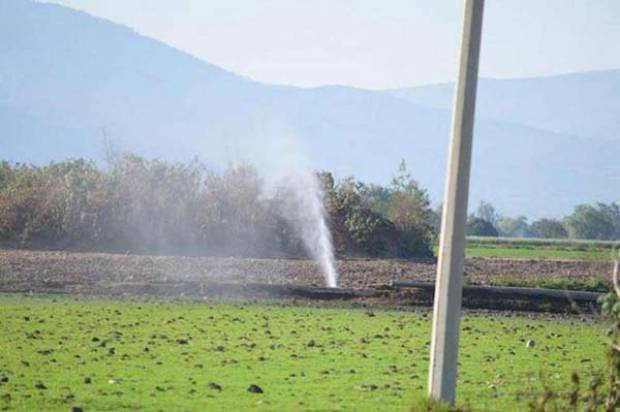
0,295,608,411
464,246,613,261
487,275,610,292
461,237,619,261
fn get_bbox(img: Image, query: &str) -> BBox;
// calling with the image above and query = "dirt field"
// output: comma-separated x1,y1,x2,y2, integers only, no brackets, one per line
0,249,614,291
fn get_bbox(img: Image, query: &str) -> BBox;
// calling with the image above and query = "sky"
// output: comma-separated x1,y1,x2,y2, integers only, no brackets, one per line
40,0,620,89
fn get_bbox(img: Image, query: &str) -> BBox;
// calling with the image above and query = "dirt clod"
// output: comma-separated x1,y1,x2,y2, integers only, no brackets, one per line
247,384,263,394
207,382,222,392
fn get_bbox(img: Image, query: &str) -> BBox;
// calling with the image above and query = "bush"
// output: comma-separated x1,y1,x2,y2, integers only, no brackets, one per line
0,160,107,246
466,217,498,237
321,171,434,258
496,216,530,238
564,204,617,240
387,161,435,256
0,156,435,258
529,218,568,239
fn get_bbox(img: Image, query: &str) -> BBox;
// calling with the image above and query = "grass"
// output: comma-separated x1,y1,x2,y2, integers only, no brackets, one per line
464,246,613,261
458,237,620,261
467,237,620,249
488,275,610,292
0,295,608,411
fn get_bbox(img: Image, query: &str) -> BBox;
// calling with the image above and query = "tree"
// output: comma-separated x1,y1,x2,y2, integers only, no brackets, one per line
387,160,434,234
529,218,568,239
598,202,620,240
430,203,443,234
475,200,499,226
466,217,499,237
357,183,391,217
322,173,433,258
496,216,530,238
564,204,616,240
385,160,435,256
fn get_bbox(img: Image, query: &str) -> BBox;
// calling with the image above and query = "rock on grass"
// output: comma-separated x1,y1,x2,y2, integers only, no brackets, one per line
247,384,263,394
207,382,222,392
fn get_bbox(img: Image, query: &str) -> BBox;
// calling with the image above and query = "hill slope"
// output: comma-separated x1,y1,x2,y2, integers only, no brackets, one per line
1,0,619,218
387,71,620,141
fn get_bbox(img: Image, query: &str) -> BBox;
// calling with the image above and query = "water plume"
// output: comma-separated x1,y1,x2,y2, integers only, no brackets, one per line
277,170,338,288
259,135,339,288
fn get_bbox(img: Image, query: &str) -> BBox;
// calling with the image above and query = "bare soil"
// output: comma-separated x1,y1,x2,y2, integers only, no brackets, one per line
0,249,613,291
0,249,612,313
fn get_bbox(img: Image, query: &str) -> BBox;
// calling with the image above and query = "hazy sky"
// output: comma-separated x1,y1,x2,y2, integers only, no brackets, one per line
42,0,620,89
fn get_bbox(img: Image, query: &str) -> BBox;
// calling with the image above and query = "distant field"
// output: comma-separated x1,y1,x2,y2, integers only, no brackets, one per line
465,246,612,261
462,237,619,261
0,295,607,411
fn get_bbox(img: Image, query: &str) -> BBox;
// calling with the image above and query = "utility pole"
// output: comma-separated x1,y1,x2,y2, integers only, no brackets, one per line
428,0,484,405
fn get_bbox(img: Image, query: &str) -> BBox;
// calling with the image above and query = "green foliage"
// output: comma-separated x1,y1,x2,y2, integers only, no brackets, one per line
599,203,620,240
596,286,620,410
529,218,568,239
321,170,433,258
388,161,433,231
386,160,435,256
475,200,499,226
357,182,391,217
466,217,498,237
0,157,435,258
564,203,619,240
496,216,530,238
465,201,620,241
431,203,443,233
331,178,385,250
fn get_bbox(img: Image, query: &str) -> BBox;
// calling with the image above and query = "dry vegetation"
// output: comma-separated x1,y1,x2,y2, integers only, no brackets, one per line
0,157,434,259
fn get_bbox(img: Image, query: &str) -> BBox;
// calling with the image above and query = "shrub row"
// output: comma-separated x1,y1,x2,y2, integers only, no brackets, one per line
0,156,434,258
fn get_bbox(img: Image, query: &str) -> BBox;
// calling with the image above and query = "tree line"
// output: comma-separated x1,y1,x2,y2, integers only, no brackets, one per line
0,156,435,258
466,200,620,240
1,155,616,259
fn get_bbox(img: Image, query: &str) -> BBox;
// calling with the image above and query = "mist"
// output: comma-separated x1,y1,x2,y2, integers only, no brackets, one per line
250,132,339,288
272,171,338,288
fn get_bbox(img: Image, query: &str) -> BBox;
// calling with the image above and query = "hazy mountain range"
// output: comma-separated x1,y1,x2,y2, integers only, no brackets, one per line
1,0,618,218
388,69,620,142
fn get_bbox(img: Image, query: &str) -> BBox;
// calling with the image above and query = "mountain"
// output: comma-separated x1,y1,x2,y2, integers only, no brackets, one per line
387,70,620,141
1,0,619,219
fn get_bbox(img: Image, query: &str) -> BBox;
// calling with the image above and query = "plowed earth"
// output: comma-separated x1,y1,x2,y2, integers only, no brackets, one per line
0,249,612,293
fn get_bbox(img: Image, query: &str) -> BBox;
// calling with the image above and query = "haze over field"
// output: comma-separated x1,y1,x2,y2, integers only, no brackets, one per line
1,0,619,219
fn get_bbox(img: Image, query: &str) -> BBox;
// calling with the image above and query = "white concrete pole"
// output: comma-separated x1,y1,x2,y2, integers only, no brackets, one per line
428,0,484,405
